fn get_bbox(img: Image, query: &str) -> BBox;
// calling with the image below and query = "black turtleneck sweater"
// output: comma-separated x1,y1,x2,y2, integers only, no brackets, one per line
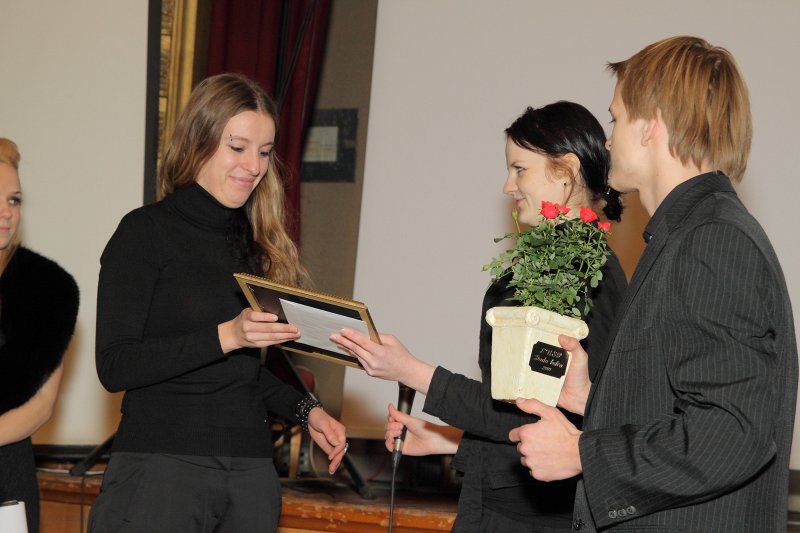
96,184,304,457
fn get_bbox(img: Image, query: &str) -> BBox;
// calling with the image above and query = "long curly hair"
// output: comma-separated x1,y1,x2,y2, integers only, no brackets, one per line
158,73,309,286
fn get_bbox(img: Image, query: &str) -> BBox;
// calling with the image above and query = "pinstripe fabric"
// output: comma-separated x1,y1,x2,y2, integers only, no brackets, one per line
572,173,798,532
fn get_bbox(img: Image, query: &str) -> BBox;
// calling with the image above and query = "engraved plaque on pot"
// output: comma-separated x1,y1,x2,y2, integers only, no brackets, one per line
529,342,569,378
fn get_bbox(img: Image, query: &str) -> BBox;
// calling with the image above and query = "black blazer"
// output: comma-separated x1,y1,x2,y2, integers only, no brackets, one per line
573,173,798,532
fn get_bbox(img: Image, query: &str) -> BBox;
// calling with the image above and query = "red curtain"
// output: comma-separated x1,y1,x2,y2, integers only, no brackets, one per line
207,0,331,242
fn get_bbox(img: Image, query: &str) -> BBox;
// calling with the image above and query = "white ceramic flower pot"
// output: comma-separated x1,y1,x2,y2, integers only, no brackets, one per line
486,306,588,406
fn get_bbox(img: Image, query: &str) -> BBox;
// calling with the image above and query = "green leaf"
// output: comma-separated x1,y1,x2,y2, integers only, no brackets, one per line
484,212,612,313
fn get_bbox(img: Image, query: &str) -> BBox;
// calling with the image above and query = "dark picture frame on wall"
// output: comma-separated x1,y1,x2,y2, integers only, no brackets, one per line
300,108,358,182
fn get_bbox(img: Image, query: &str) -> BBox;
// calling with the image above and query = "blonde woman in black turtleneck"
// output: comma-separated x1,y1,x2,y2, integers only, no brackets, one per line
88,74,347,533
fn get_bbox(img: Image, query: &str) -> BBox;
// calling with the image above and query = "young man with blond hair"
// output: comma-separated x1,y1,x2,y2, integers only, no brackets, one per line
509,36,797,532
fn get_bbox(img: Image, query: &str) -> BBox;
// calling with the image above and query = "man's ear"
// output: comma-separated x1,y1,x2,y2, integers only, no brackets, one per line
641,108,666,146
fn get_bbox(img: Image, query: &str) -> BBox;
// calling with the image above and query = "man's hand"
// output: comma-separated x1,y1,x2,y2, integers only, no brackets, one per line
509,398,583,481
558,335,591,415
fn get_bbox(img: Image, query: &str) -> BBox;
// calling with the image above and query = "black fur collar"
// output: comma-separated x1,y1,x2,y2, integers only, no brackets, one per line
0,247,79,414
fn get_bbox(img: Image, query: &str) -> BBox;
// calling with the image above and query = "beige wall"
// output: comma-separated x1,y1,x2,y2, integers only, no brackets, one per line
345,0,800,475
291,0,379,418
0,1,149,444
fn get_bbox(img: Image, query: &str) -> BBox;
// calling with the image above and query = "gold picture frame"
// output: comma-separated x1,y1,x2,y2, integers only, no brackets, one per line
158,0,201,194
234,273,379,368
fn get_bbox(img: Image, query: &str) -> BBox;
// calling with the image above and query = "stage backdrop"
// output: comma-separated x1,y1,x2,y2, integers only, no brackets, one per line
343,0,800,472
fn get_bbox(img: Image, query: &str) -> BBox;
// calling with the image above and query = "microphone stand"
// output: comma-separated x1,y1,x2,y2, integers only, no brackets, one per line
69,433,115,477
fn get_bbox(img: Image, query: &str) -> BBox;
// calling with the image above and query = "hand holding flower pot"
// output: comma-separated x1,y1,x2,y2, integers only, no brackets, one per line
483,202,611,406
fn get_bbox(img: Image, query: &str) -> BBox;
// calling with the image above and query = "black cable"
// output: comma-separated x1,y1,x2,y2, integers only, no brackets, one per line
79,473,86,532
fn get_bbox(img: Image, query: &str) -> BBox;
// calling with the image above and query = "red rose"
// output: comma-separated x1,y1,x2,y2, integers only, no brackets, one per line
580,206,598,223
540,201,559,219
598,221,611,232
558,204,570,215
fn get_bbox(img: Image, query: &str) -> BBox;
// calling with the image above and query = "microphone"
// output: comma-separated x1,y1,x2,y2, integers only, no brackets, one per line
391,383,416,468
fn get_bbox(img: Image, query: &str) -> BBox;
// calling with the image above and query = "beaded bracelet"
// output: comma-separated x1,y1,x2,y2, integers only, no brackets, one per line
295,396,322,433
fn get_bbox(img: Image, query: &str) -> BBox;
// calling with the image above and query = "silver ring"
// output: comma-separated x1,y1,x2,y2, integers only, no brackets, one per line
343,442,349,454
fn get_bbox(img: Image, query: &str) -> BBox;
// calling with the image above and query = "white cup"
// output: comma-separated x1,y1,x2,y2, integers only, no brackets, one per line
0,500,28,533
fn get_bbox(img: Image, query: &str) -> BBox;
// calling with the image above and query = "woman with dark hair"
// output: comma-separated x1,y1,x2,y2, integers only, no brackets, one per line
0,138,80,533
88,73,347,533
332,102,627,532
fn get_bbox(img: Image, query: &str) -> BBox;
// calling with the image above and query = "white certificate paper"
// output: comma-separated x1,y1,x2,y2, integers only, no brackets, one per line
280,299,370,356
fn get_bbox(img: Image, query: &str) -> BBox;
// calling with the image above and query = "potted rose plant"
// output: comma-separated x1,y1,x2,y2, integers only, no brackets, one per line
483,201,612,406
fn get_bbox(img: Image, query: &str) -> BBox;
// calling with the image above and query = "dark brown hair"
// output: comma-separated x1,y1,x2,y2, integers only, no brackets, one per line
506,102,622,221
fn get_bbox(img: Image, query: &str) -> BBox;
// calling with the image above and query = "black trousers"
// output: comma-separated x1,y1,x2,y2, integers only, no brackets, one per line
88,452,281,533
0,438,39,533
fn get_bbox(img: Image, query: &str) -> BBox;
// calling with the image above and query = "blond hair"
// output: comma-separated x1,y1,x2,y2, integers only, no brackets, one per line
158,73,309,286
0,138,22,267
0,138,21,170
608,36,752,181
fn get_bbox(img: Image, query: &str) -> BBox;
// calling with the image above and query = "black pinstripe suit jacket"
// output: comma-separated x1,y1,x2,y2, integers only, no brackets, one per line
572,172,798,532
